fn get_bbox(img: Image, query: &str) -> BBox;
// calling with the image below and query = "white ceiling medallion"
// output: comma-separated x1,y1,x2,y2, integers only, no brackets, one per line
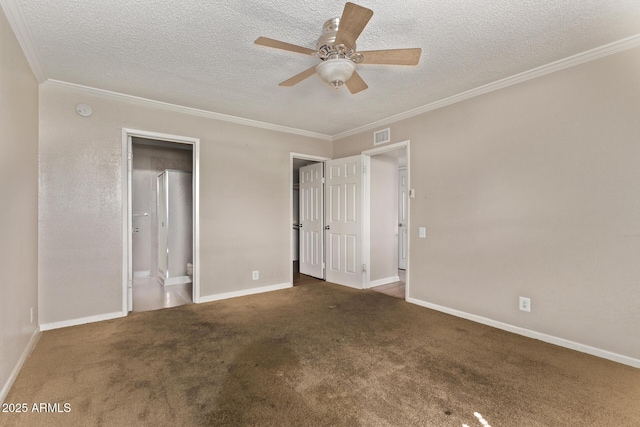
76,103,93,117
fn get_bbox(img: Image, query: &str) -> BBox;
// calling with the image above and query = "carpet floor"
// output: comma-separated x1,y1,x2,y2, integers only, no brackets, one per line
2,282,639,426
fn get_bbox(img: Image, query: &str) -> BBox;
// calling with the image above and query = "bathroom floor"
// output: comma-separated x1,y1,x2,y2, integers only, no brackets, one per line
132,277,192,312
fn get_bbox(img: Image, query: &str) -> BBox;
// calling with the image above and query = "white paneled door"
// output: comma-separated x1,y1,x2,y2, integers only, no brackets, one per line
325,155,364,288
299,162,324,279
398,167,408,270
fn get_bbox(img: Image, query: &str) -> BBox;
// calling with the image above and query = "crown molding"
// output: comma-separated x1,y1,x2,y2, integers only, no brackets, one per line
0,0,47,82
332,33,640,141
44,80,333,141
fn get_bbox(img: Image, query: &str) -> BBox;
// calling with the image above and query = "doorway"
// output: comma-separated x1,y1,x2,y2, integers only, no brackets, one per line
122,129,200,313
363,141,410,299
289,146,409,297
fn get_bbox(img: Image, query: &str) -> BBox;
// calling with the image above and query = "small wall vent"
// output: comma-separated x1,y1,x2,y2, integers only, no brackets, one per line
373,128,390,145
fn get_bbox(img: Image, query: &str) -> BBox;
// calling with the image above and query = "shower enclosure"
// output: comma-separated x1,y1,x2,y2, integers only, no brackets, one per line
157,170,193,286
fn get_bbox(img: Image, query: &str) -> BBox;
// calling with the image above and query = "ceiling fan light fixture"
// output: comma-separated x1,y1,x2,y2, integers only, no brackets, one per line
316,58,355,88
255,2,420,94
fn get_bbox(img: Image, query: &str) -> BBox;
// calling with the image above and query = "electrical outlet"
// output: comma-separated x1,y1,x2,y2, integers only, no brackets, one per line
252,270,259,280
519,297,531,312
30,307,34,323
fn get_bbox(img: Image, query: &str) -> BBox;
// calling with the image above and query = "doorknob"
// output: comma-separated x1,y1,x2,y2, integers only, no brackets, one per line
325,225,330,230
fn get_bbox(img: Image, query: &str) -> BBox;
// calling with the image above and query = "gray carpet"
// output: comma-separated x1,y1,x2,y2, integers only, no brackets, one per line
2,282,639,426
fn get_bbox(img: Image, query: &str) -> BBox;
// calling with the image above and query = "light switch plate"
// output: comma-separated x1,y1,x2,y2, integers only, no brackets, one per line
419,227,426,238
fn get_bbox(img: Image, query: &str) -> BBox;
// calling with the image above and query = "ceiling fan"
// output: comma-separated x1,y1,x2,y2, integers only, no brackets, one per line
255,2,421,94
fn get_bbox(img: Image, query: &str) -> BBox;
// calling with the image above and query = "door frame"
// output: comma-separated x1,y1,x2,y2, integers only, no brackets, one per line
122,128,201,313
290,152,331,286
362,140,411,299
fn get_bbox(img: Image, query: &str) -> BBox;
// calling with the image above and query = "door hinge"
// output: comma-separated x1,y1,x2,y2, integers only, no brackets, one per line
362,264,367,272
361,165,367,174
322,177,325,184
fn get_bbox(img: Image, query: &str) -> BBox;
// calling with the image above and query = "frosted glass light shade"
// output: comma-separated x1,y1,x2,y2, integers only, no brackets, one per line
316,58,355,87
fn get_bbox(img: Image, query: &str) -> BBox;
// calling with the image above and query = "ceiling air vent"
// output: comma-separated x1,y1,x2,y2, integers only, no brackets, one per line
373,128,391,145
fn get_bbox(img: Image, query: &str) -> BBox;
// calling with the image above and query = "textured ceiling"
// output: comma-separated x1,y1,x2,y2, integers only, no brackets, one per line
12,0,640,137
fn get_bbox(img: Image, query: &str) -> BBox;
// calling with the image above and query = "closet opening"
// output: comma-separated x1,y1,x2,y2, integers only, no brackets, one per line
291,153,330,286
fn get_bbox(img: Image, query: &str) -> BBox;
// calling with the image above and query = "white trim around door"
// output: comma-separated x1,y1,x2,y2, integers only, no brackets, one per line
121,128,201,313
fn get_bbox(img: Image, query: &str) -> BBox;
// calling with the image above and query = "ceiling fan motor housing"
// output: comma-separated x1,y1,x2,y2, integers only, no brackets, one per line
316,18,362,62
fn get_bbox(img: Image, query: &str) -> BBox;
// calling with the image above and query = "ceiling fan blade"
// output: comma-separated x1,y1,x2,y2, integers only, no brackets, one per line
345,71,368,94
255,37,316,56
335,2,373,52
359,48,422,66
279,66,317,87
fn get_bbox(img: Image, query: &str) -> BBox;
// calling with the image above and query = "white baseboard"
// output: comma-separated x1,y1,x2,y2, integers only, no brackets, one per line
333,282,364,290
407,297,640,369
133,270,150,278
162,275,192,286
39,311,125,331
1,328,41,404
368,276,400,288
198,282,292,304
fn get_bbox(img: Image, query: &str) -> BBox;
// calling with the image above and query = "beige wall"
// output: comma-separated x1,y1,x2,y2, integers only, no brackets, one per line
38,83,331,326
0,8,39,401
369,156,399,282
334,47,640,361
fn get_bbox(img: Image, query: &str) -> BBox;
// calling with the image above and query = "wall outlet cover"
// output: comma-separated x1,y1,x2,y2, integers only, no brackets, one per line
519,296,531,312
